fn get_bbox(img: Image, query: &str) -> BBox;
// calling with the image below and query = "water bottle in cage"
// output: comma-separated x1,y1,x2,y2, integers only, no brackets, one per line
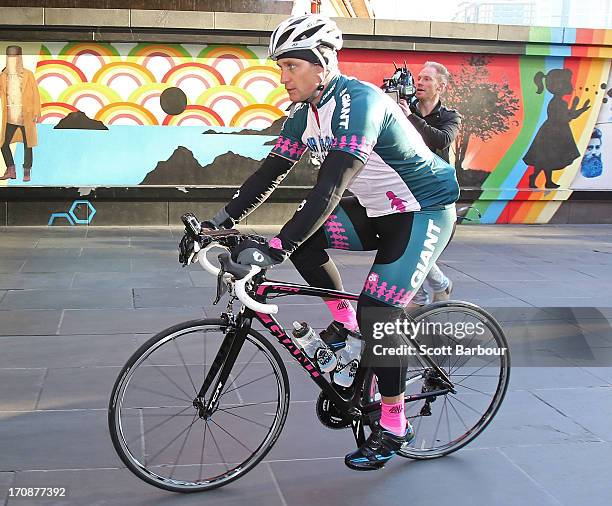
292,321,338,373
333,334,363,388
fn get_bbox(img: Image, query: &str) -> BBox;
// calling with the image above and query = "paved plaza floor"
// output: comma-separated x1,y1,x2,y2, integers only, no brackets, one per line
1,224,611,505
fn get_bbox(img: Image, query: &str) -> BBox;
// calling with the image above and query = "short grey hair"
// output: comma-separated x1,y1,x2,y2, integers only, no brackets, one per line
423,61,450,86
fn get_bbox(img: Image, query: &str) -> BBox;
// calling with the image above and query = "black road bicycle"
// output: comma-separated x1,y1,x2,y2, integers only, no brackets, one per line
108,215,510,492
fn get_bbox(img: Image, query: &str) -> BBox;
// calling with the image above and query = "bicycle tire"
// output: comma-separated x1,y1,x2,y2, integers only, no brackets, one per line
108,318,290,492
361,301,510,460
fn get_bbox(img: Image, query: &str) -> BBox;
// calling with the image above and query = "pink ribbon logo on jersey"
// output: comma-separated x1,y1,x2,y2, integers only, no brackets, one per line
324,214,350,249
386,191,408,212
273,135,306,161
364,271,414,305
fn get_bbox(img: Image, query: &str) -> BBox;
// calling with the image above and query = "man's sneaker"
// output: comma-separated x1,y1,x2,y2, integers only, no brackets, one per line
406,286,430,308
432,279,453,302
344,422,415,471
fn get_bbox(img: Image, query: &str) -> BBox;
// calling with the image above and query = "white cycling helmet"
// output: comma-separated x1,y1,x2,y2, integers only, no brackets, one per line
269,15,343,65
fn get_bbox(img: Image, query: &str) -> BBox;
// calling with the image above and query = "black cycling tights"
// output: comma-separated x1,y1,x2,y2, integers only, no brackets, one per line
289,196,455,397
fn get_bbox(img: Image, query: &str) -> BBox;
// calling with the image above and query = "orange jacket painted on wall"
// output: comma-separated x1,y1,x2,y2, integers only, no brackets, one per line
0,70,41,147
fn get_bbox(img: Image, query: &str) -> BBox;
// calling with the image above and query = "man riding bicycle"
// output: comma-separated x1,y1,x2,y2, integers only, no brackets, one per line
197,14,459,471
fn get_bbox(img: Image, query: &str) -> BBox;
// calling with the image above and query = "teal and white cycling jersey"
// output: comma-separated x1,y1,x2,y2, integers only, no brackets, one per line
271,74,459,216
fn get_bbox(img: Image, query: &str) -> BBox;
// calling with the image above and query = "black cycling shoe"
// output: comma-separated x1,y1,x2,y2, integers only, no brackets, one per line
344,422,415,471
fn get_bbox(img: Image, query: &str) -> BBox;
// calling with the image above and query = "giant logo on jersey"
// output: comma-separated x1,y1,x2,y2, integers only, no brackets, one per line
411,219,442,289
338,89,351,130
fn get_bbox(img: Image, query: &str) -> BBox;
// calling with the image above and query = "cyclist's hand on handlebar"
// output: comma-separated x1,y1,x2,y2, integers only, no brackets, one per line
200,220,218,231
178,232,202,266
231,236,287,268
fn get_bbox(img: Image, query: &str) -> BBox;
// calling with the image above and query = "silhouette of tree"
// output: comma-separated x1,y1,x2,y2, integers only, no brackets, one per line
445,55,520,171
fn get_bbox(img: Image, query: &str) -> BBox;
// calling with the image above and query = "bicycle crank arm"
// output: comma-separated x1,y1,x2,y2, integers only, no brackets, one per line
351,417,366,447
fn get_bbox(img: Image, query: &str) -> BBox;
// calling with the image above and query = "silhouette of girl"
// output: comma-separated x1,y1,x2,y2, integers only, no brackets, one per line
523,68,590,189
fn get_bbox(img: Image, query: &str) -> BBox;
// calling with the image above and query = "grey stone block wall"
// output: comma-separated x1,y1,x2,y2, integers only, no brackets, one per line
45,8,130,26
1,199,610,226
0,201,6,227
7,201,82,226
1,6,609,49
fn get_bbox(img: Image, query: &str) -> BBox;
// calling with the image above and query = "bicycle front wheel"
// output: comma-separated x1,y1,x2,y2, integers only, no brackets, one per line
363,301,510,459
109,318,290,492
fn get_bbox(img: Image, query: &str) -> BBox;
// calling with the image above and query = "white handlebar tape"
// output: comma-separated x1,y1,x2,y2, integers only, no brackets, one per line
197,243,227,275
235,265,279,314
197,242,278,314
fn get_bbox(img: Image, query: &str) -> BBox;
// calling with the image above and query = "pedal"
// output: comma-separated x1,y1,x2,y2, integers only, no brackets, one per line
420,400,432,416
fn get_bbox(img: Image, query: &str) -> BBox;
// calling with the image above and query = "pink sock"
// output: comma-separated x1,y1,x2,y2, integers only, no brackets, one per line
325,299,358,331
380,401,407,436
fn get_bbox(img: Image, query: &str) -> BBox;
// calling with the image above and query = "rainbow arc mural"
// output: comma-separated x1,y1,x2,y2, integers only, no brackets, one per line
34,42,290,127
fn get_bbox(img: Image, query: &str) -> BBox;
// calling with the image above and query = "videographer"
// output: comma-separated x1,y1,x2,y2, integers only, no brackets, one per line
398,62,462,306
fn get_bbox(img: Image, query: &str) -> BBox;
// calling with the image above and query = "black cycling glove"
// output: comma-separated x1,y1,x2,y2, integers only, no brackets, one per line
231,237,287,268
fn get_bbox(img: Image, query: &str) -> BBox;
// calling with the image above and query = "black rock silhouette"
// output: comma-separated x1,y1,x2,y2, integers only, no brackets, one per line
54,111,108,130
140,145,317,187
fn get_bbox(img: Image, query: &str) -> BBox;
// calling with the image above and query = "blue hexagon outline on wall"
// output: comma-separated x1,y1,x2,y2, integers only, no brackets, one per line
48,200,96,226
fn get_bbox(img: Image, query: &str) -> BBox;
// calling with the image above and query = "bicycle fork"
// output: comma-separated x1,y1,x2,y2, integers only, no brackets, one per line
194,315,251,419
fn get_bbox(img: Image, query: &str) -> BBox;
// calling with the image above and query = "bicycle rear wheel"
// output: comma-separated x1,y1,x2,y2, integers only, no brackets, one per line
109,318,290,492
362,301,510,459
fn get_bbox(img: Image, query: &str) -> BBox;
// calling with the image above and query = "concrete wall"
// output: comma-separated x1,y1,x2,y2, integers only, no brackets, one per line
0,8,611,225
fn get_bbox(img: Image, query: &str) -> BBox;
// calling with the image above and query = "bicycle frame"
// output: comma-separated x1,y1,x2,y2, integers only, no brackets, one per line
198,276,453,446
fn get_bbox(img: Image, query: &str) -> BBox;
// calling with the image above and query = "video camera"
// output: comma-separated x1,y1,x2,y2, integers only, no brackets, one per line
382,61,416,103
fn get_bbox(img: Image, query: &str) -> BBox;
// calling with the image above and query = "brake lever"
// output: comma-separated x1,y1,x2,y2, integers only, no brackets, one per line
213,269,228,305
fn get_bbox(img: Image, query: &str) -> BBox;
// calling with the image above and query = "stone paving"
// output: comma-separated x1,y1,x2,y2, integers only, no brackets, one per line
1,224,611,505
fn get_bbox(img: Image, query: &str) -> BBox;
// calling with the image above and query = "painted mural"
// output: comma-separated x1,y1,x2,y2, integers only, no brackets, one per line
0,41,308,188
0,40,611,223
339,49,610,223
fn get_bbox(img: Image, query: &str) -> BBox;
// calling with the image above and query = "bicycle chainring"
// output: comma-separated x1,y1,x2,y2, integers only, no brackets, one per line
316,392,352,429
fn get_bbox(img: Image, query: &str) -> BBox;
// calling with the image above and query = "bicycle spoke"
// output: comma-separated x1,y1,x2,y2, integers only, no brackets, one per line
172,337,198,395
222,348,260,394
445,397,451,444
199,421,208,482
219,400,279,411
449,334,497,372
146,362,194,401
446,392,484,417
452,355,501,383
125,406,193,446
130,384,191,405
447,396,469,433
450,374,498,377
220,372,274,397
431,396,446,446
209,419,255,454
169,412,198,479
453,382,493,396
217,407,272,430
145,414,200,466
415,406,424,436
134,413,195,417
207,421,230,472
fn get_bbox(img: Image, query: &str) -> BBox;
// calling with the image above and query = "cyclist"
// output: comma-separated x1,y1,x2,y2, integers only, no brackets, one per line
199,14,459,471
